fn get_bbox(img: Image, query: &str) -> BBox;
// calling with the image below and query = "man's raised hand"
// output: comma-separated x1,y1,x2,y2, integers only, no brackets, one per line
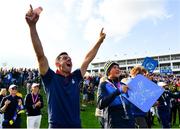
99,28,106,43
25,4,40,26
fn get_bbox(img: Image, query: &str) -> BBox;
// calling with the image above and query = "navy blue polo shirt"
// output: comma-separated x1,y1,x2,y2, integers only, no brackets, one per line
0,95,23,120
41,68,83,127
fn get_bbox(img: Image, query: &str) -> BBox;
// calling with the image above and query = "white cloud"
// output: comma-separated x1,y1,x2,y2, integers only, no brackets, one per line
77,0,95,21
79,0,168,42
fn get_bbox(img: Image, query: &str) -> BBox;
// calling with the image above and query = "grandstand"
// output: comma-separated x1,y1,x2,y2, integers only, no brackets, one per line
88,53,180,75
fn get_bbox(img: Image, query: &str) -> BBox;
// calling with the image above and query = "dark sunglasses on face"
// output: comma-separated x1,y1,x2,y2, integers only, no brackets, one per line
60,55,71,60
12,87,17,90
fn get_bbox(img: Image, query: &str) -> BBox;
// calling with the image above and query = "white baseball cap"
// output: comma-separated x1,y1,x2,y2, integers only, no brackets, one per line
157,82,167,87
9,84,17,90
31,83,40,88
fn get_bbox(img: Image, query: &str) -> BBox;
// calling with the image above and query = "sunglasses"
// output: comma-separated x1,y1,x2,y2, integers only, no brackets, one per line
33,86,39,88
60,55,71,60
12,87,17,90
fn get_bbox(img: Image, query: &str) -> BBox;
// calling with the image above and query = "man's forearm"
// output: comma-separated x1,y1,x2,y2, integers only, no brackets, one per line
84,40,102,64
80,39,103,76
29,25,49,75
30,25,45,61
82,28,105,68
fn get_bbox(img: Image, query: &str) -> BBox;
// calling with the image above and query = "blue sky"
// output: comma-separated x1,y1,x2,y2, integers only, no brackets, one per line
0,0,179,71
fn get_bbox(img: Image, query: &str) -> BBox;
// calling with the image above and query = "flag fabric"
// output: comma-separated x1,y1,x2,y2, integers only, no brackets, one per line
123,74,164,112
142,57,158,73
160,67,173,74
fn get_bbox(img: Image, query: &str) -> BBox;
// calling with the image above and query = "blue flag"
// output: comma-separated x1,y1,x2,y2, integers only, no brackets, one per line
142,57,158,73
160,67,173,74
123,74,164,112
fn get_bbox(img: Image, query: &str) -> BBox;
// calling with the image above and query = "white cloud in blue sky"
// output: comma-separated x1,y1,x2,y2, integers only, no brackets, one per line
0,0,179,71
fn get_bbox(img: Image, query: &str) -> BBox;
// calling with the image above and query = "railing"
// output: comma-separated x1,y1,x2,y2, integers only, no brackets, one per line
171,56,180,60
119,62,126,65
159,57,170,62
173,65,180,69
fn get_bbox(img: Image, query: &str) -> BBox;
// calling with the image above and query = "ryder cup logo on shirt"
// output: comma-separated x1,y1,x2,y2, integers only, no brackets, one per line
72,79,75,84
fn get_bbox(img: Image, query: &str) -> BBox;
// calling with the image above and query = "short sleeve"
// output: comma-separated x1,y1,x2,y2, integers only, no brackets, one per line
41,68,55,87
72,69,83,82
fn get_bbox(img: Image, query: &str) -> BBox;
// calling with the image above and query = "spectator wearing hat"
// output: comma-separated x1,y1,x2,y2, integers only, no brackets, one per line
24,83,43,129
171,86,180,127
0,84,24,128
25,5,106,128
97,61,135,128
156,81,180,128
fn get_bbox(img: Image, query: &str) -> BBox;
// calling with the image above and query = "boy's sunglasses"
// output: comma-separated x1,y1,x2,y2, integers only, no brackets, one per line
12,87,17,90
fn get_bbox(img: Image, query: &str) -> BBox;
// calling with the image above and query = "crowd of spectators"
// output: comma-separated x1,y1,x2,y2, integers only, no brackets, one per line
80,70,180,128
0,67,180,128
0,67,40,89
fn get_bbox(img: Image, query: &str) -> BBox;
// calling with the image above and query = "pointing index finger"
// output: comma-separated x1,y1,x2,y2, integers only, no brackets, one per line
30,4,33,11
100,28,104,34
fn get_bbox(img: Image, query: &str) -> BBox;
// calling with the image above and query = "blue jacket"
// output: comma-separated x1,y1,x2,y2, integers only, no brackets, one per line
97,79,134,128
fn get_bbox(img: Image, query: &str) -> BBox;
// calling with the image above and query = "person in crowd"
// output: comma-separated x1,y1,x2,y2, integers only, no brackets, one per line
25,83,44,129
129,66,149,128
0,88,7,103
147,73,158,128
0,88,7,129
25,70,35,94
170,86,180,127
0,84,24,128
82,79,88,107
95,107,104,128
25,5,106,128
97,61,135,128
157,81,180,128
0,78,4,89
87,82,95,105
149,106,156,126
95,76,106,128
3,71,12,88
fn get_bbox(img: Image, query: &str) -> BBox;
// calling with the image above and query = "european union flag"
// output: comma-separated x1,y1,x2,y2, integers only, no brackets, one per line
142,57,158,73
123,74,164,112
